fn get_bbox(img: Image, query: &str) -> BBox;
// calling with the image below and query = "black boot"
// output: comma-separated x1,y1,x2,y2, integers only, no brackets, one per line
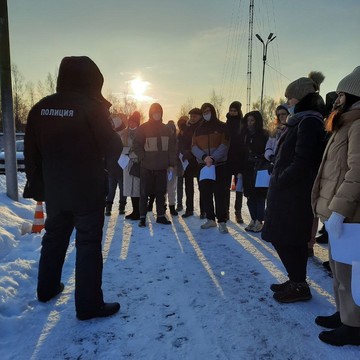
38,283,64,303
156,216,171,225
169,205,178,216
235,210,244,224
77,302,120,321
125,197,140,220
270,280,291,293
138,218,146,227
273,281,312,303
319,324,360,346
316,231,328,244
315,311,342,329
182,210,194,218
105,203,112,216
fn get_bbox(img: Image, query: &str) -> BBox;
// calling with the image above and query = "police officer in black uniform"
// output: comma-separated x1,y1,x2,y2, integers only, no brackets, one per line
24,56,122,320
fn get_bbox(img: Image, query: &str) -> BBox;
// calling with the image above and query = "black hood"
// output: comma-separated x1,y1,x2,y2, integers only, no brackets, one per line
294,92,326,117
148,102,163,122
56,56,111,108
200,103,217,121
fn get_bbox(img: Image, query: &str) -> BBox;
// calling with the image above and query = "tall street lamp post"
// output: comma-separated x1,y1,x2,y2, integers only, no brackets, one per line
255,32,276,114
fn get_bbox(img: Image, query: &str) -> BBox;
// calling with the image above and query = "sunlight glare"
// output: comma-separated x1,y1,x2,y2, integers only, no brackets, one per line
131,78,148,100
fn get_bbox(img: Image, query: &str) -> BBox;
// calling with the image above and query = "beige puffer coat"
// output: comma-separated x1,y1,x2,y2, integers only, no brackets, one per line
312,101,360,222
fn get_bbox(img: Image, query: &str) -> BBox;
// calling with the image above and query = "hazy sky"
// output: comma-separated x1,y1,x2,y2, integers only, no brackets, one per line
7,0,360,120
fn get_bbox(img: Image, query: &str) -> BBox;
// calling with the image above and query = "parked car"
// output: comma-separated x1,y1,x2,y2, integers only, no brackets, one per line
0,140,25,174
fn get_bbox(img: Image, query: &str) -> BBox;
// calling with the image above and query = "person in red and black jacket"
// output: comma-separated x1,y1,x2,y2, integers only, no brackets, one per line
192,103,230,234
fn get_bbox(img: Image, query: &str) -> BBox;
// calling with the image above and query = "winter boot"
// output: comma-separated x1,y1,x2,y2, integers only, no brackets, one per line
176,204,183,212
156,216,171,225
125,197,140,220
138,218,146,227
105,203,112,216
315,311,342,329
201,219,217,229
77,302,120,321
319,324,360,346
273,281,312,303
182,210,194,218
270,280,291,293
235,211,244,224
169,205,178,216
38,282,65,303
200,211,206,219
316,232,328,244
252,220,263,233
218,222,229,234
245,220,255,232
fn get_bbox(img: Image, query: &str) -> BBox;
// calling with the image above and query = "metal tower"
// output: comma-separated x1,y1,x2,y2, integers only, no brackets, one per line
246,0,254,112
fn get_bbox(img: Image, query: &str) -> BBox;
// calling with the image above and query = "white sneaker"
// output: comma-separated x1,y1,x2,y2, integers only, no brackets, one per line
252,220,263,233
201,219,217,229
218,222,228,234
245,219,255,232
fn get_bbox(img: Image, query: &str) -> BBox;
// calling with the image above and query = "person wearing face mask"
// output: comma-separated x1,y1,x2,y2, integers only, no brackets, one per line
312,66,360,346
262,71,327,304
192,103,229,233
120,111,141,220
178,108,205,218
240,111,269,233
133,103,176,227
225,101,246,224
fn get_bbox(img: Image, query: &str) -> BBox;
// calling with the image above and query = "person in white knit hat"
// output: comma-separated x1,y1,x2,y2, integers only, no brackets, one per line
312,66,360,346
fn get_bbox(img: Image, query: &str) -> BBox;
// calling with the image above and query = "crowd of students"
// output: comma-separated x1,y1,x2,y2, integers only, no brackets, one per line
111,66,360,346
23,55,360,345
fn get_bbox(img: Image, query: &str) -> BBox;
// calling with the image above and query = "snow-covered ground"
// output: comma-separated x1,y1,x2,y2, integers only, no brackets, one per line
0,174,359,359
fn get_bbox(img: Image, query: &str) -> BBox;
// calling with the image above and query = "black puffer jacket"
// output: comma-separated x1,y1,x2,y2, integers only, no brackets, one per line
262,92,327,245
24,56,123,213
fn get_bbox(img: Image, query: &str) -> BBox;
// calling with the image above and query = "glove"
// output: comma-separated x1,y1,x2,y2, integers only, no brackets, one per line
325,212,345,240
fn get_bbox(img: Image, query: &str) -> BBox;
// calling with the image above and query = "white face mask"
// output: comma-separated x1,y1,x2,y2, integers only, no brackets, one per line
287,105,295,115
203,113,211,121
129,127,137,130
152,113,162,121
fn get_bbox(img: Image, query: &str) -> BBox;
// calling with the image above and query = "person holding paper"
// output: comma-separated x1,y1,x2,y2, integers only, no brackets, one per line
120,111,141,220
133,103,176,227
312,66,360,346
105,113,127,216
262,71,327,304
192,103,229,234
240,111,269,233
178,110,204,218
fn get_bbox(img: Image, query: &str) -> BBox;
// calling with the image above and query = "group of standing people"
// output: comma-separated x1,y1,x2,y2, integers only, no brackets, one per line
23,54,360,347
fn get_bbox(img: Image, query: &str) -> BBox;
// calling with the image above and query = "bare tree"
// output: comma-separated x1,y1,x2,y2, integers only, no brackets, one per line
252,96,286,128
178,97,194,118
11,64,28,131
210,89,225,119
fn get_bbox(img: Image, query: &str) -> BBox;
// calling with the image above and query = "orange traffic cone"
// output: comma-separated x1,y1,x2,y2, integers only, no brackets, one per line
231,175,236,191
32,201,45,233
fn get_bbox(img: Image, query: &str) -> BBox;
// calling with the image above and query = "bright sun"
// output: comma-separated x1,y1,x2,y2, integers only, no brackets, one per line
131,78,148,100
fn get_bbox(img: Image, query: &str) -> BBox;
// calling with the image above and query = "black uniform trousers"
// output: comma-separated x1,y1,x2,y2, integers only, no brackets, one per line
37,204,105,314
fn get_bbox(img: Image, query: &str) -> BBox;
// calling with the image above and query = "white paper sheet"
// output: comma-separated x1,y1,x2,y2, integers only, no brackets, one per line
351,261,360,306
118,154,130,170
255,170,270,187
328,223,360,265
199,165,216,181
236,174,243,192
179,153,189,171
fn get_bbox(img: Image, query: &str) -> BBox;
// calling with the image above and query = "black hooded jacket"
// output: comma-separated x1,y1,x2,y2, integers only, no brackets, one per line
24,56,123,213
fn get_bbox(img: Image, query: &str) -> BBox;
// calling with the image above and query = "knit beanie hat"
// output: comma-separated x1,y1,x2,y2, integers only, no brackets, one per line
128,111,141,126
336,66,360,97
229,101,242,112
285,71,325,101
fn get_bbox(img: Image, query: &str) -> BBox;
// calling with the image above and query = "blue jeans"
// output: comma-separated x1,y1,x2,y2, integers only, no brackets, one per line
106,171,126,209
